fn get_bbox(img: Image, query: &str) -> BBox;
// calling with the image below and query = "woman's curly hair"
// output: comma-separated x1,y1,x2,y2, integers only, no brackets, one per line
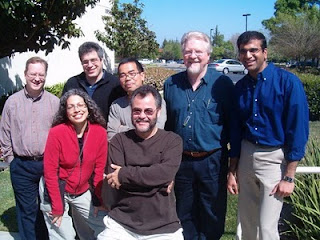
52,89,106,128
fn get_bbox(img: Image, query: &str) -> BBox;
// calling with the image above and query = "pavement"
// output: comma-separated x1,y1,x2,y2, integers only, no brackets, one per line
0,231,20,240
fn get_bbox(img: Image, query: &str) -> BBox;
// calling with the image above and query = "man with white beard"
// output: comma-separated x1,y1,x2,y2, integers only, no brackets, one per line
164,31,235,240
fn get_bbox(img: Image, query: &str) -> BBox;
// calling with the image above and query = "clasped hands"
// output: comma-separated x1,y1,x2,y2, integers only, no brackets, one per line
107,164,122,189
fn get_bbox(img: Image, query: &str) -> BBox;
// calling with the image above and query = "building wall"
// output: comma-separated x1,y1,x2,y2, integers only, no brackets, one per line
0,0,113,96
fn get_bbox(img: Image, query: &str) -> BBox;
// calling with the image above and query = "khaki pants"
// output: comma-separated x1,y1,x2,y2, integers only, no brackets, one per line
97,215,184,240
237,140,286,240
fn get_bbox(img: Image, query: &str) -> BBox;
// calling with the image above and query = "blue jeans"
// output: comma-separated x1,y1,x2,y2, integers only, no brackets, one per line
174,149,228,240
10,157,48,240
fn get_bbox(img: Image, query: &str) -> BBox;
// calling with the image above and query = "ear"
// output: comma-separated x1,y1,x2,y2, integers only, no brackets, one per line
156,108,161,118
140,72,145,82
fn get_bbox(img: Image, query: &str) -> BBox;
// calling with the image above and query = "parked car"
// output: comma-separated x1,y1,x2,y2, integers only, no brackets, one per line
208,59,248,74
139,59,153,64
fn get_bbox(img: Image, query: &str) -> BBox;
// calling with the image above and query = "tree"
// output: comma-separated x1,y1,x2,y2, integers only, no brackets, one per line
160,39,182,60
0,0,99,59
262,0,320,62
96,0,159,59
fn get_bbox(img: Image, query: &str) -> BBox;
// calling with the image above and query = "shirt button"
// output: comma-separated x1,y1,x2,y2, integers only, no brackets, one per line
255,127,258,130
255,141,258,144
189,139,192,141
189,126,191,128
255,99,258,102
264,78,266,80
192,100,194,102
190,112,192,115
254,114,257,117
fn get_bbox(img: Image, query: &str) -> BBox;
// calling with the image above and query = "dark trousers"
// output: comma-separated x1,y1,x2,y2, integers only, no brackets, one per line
174,149,228,240
10,157,48,240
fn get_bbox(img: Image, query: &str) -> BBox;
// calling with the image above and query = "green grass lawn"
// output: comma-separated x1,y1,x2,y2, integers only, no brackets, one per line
0,121,318,237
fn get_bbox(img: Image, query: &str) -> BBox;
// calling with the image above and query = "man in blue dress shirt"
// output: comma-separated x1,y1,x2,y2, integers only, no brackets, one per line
164,31,234,240
227,31,309,240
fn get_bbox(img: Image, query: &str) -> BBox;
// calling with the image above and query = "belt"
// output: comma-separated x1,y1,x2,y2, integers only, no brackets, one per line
14,154,44,161
183,148,221,158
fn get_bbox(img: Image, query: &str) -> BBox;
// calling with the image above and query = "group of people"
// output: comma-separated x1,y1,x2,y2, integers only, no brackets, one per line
0,30,309,240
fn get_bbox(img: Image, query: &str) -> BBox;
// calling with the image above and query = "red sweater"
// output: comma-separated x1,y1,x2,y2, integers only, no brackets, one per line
44,122,107,215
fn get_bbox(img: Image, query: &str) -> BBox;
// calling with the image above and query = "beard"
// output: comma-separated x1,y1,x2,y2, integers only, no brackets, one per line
186,62,202,75
133,117,157,134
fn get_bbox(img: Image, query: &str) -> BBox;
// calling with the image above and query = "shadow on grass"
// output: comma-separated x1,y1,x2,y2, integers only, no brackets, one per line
1,206,18,232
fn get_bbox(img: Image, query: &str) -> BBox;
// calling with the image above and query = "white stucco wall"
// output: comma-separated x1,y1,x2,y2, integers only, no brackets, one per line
0,0,113,96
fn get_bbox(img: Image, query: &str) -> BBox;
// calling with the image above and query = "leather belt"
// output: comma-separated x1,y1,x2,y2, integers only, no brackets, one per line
14,154,44,161
183,148,221,158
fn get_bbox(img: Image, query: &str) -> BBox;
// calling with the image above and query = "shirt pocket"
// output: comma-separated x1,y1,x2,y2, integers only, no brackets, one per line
201,99,220,124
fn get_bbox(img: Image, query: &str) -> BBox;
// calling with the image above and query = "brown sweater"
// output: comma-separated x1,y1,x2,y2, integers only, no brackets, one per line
107,129,182,235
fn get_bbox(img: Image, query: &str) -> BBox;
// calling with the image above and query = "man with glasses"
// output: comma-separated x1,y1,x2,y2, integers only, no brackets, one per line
62,42,125,122
107,57,166,140
227,31,309,239
164,31,235,240
98,85,184,240
0,57,59,240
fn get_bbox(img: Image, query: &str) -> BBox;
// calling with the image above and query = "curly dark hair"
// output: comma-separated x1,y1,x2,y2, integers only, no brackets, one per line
52,89,106,128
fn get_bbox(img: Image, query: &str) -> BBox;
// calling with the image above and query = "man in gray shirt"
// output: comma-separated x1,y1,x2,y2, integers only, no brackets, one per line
0,57,59,240
107,58,166,140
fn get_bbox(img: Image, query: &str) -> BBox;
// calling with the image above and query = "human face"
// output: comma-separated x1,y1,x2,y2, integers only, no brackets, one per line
66,95,89,128
118,62,144,96
183,38,210,75
80,51,103,83
131,93,160,138
24,62,46,97
239,39,268,78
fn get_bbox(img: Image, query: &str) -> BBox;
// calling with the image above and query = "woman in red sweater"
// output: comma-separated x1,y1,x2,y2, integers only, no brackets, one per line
40,89,108,239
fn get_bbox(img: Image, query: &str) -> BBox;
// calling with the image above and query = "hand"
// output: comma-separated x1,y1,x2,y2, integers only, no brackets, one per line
48,212,63,227
166,181,174,193
227,171,239,195
270,180,295,198
93,206,107,217
107,164,122,189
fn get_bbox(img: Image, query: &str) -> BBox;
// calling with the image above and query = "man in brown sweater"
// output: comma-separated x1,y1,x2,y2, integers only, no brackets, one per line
98,85,184,240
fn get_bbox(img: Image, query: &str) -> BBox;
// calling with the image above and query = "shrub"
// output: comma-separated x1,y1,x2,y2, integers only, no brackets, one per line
45,82,65,98
286,138,320,239
295,72,320,121
144,67,177,91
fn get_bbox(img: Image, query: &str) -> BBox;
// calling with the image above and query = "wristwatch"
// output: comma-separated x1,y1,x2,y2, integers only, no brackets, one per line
283,176,294,183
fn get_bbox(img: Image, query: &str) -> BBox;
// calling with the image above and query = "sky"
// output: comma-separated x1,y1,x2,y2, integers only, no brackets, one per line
121,0,277,44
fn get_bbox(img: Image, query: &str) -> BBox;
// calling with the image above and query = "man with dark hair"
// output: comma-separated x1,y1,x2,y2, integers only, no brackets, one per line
98,85,183,240
228,31,309,239
164,31,234,240
62,41,125,121
107,57,166,140
0,56,59,240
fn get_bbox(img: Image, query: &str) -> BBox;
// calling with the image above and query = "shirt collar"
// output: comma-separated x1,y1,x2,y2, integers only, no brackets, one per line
257,62,276,82
24,87,44,101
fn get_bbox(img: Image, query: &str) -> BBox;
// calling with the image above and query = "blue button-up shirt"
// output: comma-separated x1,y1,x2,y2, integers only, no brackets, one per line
230,63,309,161
164,69,234,152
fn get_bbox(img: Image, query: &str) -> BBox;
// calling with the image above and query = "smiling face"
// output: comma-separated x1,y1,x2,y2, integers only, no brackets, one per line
118,62,145,96
183,38,210,76
24,62,46,97
131,93,160,139
239,39,268,79
80,50,103,83
66,95,89,128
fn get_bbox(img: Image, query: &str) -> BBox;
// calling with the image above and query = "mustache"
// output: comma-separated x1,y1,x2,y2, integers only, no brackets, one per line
135,118,150,123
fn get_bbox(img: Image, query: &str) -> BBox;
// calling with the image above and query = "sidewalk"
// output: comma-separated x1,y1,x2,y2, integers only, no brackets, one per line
0,231,20,240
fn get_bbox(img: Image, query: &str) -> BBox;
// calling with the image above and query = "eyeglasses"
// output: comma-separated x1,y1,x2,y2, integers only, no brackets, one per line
183,50,206,57
119,72,140,80
67,102,87,111
132,108,156,116
26,73,46,80
239,48,262,55
81,58,100,66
